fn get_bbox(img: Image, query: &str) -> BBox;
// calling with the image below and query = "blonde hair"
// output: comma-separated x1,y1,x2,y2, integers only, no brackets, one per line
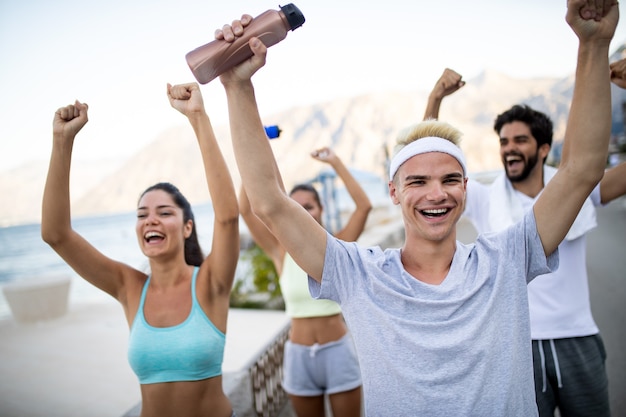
389,119,467,181
393,119,463,156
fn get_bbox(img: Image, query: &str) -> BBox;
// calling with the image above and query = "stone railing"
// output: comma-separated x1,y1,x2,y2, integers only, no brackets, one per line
249,324,290,416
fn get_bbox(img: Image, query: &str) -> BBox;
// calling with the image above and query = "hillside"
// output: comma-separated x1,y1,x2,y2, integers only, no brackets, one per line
0,69,576,226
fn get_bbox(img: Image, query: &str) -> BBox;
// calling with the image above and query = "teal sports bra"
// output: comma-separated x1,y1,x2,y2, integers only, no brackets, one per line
127,267,226,384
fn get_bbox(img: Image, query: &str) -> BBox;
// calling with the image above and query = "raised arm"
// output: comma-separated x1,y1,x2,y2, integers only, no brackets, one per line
534,0,619,255
423,68,465,120
600,162,626,203
602,63,626,203
311,147,372,241
218,18,327,282
167,83,239,294
238,185,285,273
610,57,626,89
41,101,130,299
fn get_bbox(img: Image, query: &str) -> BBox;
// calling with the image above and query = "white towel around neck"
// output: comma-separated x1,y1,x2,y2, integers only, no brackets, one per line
488,165,597,241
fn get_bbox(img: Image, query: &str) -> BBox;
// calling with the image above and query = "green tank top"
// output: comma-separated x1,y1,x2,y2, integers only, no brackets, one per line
280,253,342,318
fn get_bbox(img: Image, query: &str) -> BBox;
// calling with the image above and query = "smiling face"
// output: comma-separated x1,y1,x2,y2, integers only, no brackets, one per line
135,189,192,260
389,152,467,244
499,121,550,183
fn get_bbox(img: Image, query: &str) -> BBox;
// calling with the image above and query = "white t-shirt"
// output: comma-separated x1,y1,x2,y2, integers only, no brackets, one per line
464,177,601,339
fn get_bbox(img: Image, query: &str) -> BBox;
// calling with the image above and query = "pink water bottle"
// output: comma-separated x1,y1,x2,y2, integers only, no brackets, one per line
186,3,305,85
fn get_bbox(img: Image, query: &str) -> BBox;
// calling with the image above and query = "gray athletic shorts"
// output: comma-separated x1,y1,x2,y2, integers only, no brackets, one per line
282,333,362,396
532,334,610,417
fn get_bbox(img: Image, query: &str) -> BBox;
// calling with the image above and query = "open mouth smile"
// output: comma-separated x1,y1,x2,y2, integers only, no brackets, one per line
144,231,165,243
420,208,449,218
505,154,524,168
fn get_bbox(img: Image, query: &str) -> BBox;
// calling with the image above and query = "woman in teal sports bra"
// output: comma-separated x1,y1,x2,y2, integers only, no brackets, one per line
240,147,372,417
42,83,239,417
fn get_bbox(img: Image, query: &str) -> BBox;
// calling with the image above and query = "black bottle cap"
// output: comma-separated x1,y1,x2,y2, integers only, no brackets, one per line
280,3,305,30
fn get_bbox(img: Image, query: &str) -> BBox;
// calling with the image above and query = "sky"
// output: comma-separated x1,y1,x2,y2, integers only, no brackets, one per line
1,0,625,172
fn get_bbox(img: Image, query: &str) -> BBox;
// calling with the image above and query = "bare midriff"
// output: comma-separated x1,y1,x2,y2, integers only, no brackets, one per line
289,313,348,345
138,375,231,417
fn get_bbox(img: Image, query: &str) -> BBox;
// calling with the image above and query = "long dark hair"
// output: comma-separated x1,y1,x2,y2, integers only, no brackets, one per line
139,182,204,266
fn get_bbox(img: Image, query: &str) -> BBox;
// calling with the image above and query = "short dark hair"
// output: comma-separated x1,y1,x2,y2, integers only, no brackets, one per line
494,104,553,149
139,182,204,266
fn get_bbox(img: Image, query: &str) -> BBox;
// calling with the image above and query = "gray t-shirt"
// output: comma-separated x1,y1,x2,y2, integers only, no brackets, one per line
309,211,558,416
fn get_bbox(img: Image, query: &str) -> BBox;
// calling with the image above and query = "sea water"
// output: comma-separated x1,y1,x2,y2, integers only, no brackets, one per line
0,203,218,320
0,171,391,320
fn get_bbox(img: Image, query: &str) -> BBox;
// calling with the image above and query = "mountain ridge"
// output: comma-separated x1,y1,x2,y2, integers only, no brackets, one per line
0,68,577,227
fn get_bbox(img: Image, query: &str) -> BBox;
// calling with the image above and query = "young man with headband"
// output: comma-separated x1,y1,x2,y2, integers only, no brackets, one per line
216,0,618,414
422,54,626,417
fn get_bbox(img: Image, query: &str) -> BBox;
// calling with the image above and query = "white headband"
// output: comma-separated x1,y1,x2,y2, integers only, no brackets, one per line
388,136,468,180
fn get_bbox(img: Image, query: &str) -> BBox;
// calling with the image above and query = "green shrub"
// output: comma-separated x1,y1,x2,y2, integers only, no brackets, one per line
230,244,284,309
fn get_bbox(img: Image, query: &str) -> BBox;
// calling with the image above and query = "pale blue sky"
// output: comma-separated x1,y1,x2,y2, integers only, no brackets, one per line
1,0,624,171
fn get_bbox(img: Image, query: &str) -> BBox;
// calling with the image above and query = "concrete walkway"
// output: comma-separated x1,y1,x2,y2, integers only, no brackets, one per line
0,300,140,417
0,302,290,417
